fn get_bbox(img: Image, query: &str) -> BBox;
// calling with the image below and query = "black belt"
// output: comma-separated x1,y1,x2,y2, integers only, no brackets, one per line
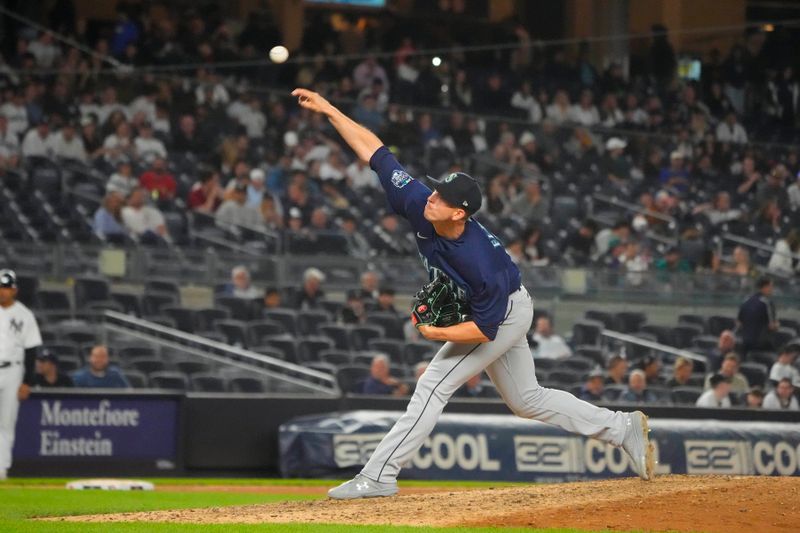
0,361,20,369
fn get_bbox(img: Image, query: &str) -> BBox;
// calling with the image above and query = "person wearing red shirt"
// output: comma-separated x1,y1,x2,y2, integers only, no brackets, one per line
139,157,177,200
188,168,222,213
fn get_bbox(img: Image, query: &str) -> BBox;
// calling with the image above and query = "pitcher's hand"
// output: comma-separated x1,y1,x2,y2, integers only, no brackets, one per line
292,88,333,115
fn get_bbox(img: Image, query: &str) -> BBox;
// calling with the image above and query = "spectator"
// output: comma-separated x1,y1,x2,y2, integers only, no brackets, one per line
593,220,630,261
788,172,800,210
21,118,51,158
620,369,657,403
93,191,127,241
746,387,765,408
509,178,548,222
28,31,61,68
767,229,800,276
707,330,736,372
605,355,628,386
345,159,379,190
246,169,268,207
762,378,799,410
46,121,86,162
737,277,779,355
295,267,326,309
579,368,605,402
768,344,800,387
658,151,689,193
618,241,649,286
454,373,494,398
720,245,756,278
695,192,743,226
375,288,398,313
602,137,631,186
359,271,380,301
569,89,600,127
639,355,663,385
531,316,571,360
32,350,73,388
71,345,130,388
562,220,597,266
106,159,138,196
361,354,408,396
340,290,366,324
139,157,177,201
0,90,29,138
263,287,282,309
666,357,694,387
705,352,749,394
695,374,732,408
223,265,260,299
133,122,167,162
217,182,264,230
0,115,20,169
120,187,168,242
655,247,692,274
715,111,748,144
340,214,371,259
510,82,542,123
187,168,222,213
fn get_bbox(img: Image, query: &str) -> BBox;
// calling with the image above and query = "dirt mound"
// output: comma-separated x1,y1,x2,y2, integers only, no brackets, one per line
52,475,799,532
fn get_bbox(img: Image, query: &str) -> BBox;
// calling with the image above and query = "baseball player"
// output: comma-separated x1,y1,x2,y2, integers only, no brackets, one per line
291,88,654,499
0,269,42,479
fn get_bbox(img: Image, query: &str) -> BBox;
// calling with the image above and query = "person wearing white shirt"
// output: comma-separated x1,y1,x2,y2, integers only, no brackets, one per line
569,90,601,126
237,99,266,139
346,159,379,189
120,188,168,240
0,92,29,138
27,32,61,68
128,92,158,124
531,316,572,360
510,81,543,124
21,122,51,159
768,346,800,387
546,90,571,125
95,87,128,126
762,378,799,410
46,123,87,162
788,172,800,210
767,230,800,276
103,122,134,163
0,116,20,167
134,123,167,162
715,112,748,144
695,374,732,408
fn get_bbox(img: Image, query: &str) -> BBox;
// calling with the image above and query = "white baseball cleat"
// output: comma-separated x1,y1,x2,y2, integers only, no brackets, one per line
621,410,655,481
0,469,6,480
328,474,398,500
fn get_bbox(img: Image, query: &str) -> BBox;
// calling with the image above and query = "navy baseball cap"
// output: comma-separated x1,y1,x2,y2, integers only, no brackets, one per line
0,269,17,288
428,172,482,215
36,349,59,364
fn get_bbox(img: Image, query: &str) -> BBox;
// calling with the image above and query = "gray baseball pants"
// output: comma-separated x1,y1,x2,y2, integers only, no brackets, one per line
361,286,629,483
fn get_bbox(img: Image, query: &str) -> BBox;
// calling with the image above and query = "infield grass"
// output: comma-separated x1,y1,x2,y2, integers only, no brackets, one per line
0,478,621,533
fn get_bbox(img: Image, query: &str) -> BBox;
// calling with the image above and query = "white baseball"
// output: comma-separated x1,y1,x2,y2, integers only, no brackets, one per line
269,45,289,64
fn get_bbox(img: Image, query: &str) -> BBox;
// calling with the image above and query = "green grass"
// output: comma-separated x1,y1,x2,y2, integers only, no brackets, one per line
0,478,615,533
1,477,526,488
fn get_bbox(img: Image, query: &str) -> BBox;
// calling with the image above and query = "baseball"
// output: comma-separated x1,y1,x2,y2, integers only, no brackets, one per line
269,45,289,64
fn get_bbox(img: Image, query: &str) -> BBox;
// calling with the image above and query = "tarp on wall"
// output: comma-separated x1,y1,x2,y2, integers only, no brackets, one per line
280,410,800,481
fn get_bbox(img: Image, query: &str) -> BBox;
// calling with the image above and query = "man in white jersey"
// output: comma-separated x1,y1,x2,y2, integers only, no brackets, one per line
0,270,42,479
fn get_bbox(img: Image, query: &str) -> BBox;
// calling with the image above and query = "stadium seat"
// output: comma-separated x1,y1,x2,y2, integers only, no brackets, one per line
574,346,605,366
571,320,605,346
228,376,265,393
367,339,404,363
739,362,768,388
547,370,583,386
678,314,707,332
533,358,559,371
195,307,231,331
603,385,626,401
191,374,227,392
249,345,288,360
707,315,736,336
215,319,249,347
670,325,704,349
318,324,351,350
58,356,82,373
15,274,38,307
639,325,672,345
261,335,298,363
149,371,189,391
130,359,168,374
692,335,718,352
349,325,385,351
44,342,80,360
297,309,332,335
36,289,72,313
403,341,438,365
246,320,286,346
318,349,353,366
671,387,703,405
262,308,299,335
124,370,148,389
176,361,213,375
779,318,800,335
145,279,181,299
561,356,594,374
366,312,405,340
307,362,338,376
55,321,97,345
73,276,111,307
747,351,777,367
161,306,197,333
297,337,335,363
335,365,370,394
773,328,797,349
117,346,158,360
584,310,615,329
215,296,255,321
111,292,142,316
142,292,178,316
614,311,647,334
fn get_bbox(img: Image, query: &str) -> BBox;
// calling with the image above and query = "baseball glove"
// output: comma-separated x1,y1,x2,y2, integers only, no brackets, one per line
410,274,470,328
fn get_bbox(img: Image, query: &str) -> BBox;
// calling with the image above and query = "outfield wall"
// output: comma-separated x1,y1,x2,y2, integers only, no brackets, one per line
11,390,800,477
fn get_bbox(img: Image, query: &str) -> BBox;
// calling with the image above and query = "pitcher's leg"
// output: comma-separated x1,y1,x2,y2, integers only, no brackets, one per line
0,372,22,471
486,338,628,446
360,340,488,482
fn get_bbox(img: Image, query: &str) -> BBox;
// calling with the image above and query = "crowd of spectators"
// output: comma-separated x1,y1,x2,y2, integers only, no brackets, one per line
0,4,797,283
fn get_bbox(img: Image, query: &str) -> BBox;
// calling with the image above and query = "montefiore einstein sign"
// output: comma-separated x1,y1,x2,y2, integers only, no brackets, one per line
13,396,178,462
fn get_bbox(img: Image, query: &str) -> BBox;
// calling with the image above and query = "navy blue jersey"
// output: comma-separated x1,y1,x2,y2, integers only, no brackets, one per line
370,146,521,340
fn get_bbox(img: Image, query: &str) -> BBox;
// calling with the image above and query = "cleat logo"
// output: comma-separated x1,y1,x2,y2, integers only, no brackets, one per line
356,481,370,491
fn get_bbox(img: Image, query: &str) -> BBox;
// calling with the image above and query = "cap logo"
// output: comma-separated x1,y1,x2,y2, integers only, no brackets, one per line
462,201,468,207
445,173,457,183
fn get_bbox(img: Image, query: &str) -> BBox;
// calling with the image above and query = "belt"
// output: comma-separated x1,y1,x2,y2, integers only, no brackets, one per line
0,361,20,369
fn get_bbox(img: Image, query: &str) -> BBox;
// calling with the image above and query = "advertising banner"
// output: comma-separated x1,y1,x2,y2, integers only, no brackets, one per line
13,396,180,470
280,410,800,481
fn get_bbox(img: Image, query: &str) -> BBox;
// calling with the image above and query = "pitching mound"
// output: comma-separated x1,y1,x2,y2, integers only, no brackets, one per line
52,475,799,532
